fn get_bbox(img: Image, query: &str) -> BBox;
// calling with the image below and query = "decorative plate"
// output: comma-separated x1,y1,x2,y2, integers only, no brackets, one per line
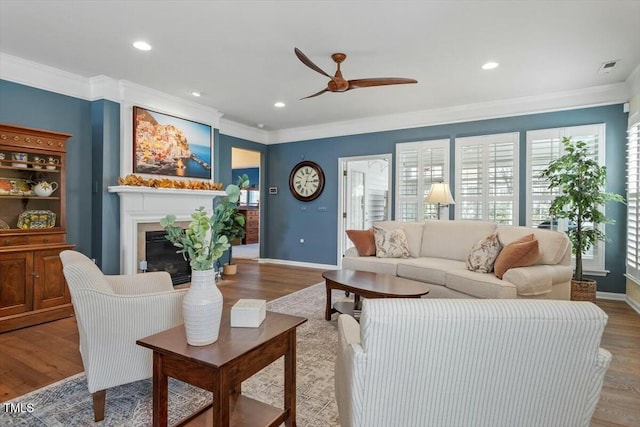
17,210,56,229
0,177,35,196
0,219,9,230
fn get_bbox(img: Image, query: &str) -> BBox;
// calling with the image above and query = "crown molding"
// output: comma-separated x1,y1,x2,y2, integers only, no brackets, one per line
627,64,640,96
266,82,631,144
117,80,222,126
0,54,223,125
1,52,633,145
0,53,91,99
219,118,268,144
88,75,121,102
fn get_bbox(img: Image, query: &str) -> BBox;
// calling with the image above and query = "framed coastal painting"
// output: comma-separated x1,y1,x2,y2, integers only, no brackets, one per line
133,106,212,179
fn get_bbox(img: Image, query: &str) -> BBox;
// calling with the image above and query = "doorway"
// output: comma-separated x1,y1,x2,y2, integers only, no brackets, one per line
231,147,261,259
337,154,392,266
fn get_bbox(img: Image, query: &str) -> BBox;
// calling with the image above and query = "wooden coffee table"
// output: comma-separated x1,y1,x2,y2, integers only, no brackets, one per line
137,311,307,427
323,269,430,320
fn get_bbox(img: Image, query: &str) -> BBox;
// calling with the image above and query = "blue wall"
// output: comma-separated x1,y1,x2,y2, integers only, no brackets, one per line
232,167,259,187
264,104,628,293
0,78,629,293
90,99,121,273
0,80,94,258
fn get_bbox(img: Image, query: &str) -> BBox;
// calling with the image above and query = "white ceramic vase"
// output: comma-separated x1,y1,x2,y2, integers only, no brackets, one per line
182,269,223,346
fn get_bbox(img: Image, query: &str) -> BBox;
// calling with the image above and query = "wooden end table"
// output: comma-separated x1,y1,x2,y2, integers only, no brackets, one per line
137,311,307,427
323,269,430,320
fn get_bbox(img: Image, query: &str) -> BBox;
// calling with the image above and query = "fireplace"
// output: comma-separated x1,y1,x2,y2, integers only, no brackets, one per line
107,185,225,275
145,230,190,285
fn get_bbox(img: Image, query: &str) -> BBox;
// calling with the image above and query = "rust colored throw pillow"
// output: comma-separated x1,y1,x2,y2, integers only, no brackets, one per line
346,229,376,256
494,234,540,279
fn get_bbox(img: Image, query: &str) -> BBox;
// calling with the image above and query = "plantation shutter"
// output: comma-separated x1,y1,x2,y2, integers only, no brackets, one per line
396,139,449,221
455,133,518,224
628,121,640,280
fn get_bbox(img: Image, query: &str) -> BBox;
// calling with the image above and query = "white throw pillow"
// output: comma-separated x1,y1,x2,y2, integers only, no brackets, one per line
466,233,502,273
373,226,410,258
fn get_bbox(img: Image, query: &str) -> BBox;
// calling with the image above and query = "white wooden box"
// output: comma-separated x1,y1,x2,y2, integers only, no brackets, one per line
231,299,266,328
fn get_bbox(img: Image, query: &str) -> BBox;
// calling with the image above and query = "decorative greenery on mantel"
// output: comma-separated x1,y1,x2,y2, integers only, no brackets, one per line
540,137,625,281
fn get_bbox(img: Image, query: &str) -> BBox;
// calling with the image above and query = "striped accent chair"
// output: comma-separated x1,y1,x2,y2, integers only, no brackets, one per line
60,250,187,421
336,298,611,427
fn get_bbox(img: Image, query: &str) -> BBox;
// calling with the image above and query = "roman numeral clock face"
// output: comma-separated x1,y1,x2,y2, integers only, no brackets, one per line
288,161,325,202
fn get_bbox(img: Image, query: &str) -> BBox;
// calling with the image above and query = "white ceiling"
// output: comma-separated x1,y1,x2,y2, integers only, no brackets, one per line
1,0,639,133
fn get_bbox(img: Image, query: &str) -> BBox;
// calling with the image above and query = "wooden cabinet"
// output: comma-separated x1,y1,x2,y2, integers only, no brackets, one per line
0,124,74,332
239,207,259,244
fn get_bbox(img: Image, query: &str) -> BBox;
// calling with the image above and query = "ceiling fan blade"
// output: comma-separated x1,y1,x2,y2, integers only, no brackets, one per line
348,77,418,89
301,88,329,99
294,48,333,79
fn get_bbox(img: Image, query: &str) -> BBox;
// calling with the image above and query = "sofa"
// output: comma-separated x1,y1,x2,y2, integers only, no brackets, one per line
342,220,572,300
335,298,611,427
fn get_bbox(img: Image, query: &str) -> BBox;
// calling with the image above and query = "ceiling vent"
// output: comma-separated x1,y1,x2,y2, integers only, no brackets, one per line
598,60,619,74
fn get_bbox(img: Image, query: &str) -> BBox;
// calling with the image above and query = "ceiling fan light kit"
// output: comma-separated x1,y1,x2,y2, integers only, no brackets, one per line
294,47,417,99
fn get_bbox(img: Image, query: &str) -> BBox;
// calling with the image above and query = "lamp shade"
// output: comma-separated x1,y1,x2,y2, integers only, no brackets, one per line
425,182,456,205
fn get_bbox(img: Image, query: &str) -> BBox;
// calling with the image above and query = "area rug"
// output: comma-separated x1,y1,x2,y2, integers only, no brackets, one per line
2,283,343,426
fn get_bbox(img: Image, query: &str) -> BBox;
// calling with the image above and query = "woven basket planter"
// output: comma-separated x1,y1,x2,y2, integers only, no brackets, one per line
570,279,597,302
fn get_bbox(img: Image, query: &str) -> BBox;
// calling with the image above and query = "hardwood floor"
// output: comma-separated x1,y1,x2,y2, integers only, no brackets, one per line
0,259,325,403
0,260,638,426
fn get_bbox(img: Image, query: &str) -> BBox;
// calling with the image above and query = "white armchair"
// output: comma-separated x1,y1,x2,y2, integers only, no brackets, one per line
60,250,187,421
336,298,611,427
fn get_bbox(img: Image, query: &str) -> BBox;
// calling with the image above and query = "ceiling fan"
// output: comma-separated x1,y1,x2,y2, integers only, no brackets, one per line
294,47,418,99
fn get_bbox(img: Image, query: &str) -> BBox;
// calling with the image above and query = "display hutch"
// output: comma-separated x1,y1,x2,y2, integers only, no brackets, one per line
0,124,74,332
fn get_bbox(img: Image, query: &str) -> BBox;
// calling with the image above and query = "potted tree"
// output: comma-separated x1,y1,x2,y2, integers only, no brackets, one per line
213,174,250,276
160,179,244,346
540,137,625,301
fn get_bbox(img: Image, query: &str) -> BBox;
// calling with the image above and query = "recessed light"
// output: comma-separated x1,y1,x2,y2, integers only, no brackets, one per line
482,61,499,70
190,91,202,97
133,41,152,51
257,124,265,128
274,102,286,108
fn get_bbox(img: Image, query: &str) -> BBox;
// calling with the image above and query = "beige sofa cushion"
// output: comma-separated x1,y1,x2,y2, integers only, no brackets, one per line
397,258,467,286
445,269,517,299
342,254,401,276
503,264,573,295
373,221,424,258
421,220,497,261
497,225,571,265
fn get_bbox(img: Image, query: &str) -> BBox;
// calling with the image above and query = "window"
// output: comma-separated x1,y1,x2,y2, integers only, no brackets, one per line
455,133,519,224
627,121,640,281
396,139,449,221
526,124,606,273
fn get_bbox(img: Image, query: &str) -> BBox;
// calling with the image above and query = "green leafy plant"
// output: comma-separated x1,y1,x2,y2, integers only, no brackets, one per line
213,174,250,266
160,175,249,271
540,137,624,281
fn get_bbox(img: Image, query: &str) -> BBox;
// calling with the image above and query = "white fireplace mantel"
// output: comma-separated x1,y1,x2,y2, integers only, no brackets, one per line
108,185,226,274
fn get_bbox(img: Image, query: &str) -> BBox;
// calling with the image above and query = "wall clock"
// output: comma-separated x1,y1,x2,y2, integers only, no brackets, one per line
289,160,325,202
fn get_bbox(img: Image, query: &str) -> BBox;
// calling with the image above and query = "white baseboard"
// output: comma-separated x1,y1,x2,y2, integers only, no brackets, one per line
596,291,640,314
257,258,338,271
624,296,640,314
596,291,626,301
